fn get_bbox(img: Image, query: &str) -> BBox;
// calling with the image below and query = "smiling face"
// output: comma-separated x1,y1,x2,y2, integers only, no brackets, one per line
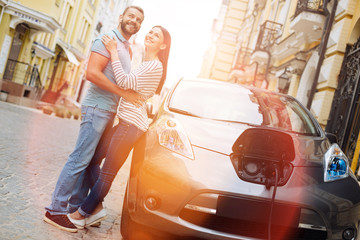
144,27,166,53
119,7,144,39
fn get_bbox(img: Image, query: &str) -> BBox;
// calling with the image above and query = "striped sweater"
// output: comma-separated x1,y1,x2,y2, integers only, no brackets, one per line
111,59,163,131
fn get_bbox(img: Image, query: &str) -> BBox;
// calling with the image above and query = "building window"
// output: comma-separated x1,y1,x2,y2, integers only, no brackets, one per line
64,6,73,30
59,2,73,30
79,18,90,44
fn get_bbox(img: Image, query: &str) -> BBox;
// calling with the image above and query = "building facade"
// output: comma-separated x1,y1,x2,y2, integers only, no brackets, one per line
0,0,60,106
200,0,360,170
0,0,101,107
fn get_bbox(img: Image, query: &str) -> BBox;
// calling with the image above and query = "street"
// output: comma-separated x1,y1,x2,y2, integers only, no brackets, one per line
0,101,129,240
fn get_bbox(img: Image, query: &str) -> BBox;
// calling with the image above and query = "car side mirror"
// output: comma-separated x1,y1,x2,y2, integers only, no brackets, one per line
325,132,338,144
146,102,155,119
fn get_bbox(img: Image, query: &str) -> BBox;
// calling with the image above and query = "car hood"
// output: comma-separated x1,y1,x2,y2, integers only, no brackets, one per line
175,114,329,166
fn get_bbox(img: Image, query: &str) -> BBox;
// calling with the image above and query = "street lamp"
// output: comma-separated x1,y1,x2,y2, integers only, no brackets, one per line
278,68,290,93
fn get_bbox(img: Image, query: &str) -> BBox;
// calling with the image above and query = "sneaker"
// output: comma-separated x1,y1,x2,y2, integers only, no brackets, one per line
67,214,85,229
85,208,107,227
43,211,78,233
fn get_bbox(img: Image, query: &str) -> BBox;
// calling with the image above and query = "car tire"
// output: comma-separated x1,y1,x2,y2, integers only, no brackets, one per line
121,188,155,240
120,188,134,239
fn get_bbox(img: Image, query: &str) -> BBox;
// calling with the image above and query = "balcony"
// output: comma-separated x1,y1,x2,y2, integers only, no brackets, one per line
252,20,282,64
230,47,254,84
232,47,253,70
255,20,282,51
290,0,326,42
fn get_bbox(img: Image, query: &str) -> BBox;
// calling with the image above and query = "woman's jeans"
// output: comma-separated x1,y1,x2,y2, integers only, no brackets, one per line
79,119,144,216
45,106,115,215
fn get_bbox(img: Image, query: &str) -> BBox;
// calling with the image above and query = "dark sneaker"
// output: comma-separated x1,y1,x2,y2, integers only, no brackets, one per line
43,211,78,233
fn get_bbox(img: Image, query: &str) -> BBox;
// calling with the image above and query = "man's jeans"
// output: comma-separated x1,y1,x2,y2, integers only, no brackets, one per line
79,119,144,216
45,106,115,215
67,119,117,213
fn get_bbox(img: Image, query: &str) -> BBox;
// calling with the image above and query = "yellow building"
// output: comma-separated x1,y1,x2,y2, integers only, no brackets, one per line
0,0,100,108
200,0,247,81
201,0,360,170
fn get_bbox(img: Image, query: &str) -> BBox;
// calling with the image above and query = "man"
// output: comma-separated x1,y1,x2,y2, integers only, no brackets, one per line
43,6,145,233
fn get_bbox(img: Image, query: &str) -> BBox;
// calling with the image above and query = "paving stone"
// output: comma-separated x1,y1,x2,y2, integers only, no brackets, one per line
0,101,126,239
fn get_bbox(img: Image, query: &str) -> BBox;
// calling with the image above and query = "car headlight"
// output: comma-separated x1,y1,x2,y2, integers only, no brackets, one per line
324,143,349,182
156,116,194,159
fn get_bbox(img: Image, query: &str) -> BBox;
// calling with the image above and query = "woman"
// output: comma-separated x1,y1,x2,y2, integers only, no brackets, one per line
68,25,171,228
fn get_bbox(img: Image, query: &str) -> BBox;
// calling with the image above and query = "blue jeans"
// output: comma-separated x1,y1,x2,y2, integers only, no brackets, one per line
67,123,116,213
45,106,115,215
78,119,144,216
67,170,89,213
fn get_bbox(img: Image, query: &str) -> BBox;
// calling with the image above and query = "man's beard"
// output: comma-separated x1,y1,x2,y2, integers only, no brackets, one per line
121,21,139,36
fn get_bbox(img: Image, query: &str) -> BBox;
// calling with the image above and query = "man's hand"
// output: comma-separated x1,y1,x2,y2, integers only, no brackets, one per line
122,89,146,107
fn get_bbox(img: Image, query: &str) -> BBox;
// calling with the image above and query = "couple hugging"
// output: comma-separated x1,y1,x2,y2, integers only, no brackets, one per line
43,5,171,233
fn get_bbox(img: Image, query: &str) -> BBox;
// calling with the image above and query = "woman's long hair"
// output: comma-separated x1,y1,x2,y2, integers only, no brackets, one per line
154,25,171,94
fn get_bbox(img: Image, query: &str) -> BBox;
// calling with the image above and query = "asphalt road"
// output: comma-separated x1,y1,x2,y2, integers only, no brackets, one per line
0,101,130,240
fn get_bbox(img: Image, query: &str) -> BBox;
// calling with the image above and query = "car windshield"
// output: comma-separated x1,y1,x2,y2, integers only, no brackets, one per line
168,80,319,136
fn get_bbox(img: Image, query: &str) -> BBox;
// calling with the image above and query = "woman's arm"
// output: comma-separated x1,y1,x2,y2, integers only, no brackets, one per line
86,51,144,107
102,35,163,96
102,35,136,89
103,35,120,63
101,35,134,89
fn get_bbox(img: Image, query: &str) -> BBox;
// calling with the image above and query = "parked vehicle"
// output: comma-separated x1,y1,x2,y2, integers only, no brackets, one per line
121,78,360,240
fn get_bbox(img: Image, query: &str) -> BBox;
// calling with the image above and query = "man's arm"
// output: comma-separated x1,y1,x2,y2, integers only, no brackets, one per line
86,52,144,106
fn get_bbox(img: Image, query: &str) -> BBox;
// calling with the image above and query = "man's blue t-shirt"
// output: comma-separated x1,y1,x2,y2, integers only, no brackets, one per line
82,28,131,112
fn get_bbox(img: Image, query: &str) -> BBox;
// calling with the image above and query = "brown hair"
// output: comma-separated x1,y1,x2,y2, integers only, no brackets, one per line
153,26,171,94
123,5,144,18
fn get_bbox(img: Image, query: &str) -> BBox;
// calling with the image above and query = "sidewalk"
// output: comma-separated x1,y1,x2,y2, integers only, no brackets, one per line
0,101,128,240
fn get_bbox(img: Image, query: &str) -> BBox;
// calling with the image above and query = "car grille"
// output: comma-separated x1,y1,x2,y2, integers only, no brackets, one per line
180,208,326,239
179,196,327,240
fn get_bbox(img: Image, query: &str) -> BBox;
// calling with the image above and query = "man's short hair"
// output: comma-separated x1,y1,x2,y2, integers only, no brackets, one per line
123,5,144,17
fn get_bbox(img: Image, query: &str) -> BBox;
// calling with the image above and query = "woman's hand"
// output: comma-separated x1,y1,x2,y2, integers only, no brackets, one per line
101,35,117,54
121,89,147,107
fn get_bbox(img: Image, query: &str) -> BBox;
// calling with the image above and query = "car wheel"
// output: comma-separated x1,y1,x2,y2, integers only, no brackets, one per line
120,188,134,239
120,188,155,240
